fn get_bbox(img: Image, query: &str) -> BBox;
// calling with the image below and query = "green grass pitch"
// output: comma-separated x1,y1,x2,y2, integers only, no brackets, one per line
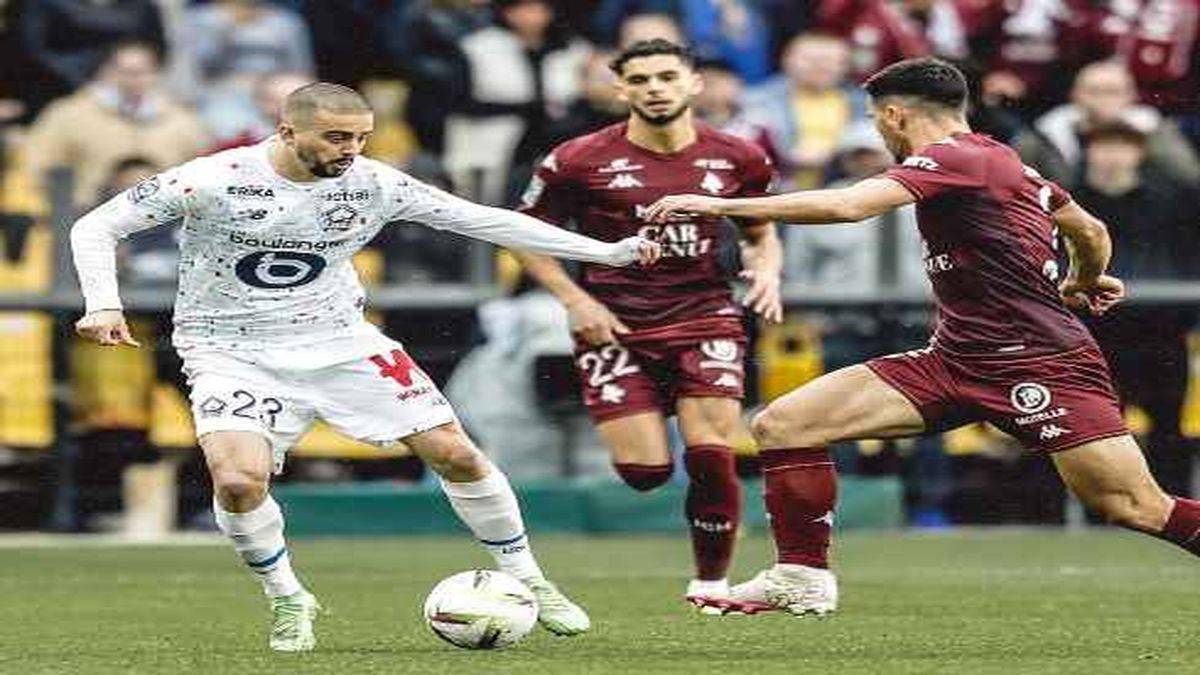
0,531,1196,674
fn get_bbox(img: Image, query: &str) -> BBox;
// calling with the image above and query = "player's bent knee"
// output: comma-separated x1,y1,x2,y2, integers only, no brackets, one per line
751,407,819,448
613,462,673,492
211,469,268,510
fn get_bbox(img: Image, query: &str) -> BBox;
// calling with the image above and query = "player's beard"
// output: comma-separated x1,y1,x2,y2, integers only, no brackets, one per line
298,145,353,178
631,100,690,126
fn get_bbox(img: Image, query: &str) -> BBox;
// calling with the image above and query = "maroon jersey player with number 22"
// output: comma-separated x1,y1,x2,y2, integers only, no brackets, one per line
647,57,1200,617
516,39,782,609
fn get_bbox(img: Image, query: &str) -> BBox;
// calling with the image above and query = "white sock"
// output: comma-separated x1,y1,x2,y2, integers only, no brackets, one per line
213,494,303,598
440,467,545,582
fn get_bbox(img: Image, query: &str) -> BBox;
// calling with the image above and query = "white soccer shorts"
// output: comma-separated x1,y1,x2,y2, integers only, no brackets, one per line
181,335,457,472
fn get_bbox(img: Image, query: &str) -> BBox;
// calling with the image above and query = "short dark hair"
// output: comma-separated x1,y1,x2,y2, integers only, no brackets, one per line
863,58,968,111
282,82,372,126
609,39,694,76
694,58,736,76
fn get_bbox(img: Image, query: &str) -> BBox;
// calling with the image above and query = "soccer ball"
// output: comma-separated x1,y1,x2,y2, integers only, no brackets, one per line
423,569,539,649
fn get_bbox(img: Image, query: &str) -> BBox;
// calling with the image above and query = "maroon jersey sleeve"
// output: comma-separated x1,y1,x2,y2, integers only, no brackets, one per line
1024,163,1073,211
1045,178,1072,211
737,144,774,199
884,141,987,201
518,145,583,226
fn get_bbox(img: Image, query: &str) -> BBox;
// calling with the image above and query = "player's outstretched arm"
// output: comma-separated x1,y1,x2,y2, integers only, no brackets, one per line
396,180,660,267
643,178,915,225
1053,200,1123,315
510,250,630,346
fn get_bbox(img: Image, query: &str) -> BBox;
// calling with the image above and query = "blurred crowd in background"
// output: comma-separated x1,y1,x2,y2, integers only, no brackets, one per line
0,0,1196,531
0,0,1198,281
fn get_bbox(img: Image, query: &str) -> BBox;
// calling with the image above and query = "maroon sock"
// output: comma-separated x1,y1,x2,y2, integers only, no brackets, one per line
613,462,673,492
684,446,742,581
761,447,837,569
1159,497,1200,555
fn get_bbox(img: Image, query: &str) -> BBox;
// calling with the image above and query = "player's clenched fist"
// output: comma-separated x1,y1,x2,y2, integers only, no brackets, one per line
643,194,724,223
610,235,662,266
75,309,141,347
565,294,630,346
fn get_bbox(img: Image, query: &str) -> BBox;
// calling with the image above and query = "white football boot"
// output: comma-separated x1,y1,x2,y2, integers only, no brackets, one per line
691,565,838,617
524,578,591,636
685,578,730,615
269,590,321,652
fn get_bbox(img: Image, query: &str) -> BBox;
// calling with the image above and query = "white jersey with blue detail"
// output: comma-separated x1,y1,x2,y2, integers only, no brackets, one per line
71,139,642,353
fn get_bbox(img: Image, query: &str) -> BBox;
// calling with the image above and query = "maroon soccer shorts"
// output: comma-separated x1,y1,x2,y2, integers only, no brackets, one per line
867,344,1129,452
574,335,746,423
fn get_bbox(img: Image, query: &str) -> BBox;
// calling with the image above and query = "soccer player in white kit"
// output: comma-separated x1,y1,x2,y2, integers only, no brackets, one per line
70,83,660,651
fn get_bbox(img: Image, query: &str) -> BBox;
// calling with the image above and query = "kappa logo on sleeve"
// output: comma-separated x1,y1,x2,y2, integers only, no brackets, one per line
901,156,940,171
521,176,546,208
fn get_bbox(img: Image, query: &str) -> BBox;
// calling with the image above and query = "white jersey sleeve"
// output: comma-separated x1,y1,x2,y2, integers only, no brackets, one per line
70,163,193,313
381,169,642,266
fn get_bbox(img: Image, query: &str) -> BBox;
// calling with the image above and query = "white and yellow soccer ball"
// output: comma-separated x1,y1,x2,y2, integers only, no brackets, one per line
423,570,539,649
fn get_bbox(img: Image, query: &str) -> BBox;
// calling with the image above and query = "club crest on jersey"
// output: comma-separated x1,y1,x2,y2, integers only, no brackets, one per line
699,340,743,374
321,204,357,232
597,157,644,173
1010,382,1052,414
901,156,940,171
226,185,276,199
521,176,546,207
599,383,626,404
128,176,160,203
700,171,724,194
701,340,739,362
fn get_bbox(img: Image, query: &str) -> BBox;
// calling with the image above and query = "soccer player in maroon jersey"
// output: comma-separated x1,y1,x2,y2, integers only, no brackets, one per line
514,39,783,607
646,57,1200,616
